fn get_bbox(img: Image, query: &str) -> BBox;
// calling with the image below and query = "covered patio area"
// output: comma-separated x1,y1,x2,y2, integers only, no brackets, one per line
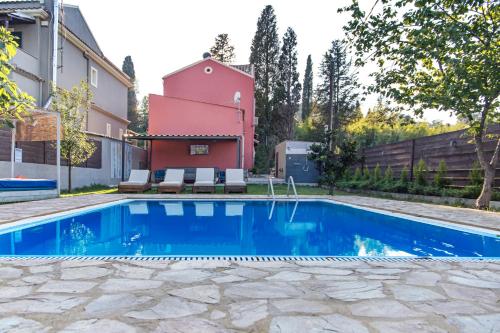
121,134,244,182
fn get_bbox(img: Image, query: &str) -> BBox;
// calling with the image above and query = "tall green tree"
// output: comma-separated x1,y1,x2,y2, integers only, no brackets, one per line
0,27,35,127
51,81,96,193
301,55,313,120
273,27,301,141
136,96,149,134
341,0,499,209
209,33,236,63
121,56,139,132
250,5,280,172
316,39,359,148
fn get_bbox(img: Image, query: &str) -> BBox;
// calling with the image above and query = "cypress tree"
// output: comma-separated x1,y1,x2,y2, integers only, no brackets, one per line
301,55,313,120
209,33,235,63
122,56,139,132
274,27,301,141
316,40,359,148
250,5,280,172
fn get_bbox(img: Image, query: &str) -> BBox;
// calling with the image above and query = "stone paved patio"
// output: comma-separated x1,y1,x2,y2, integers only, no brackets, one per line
0,259,498,332
0,194,499,332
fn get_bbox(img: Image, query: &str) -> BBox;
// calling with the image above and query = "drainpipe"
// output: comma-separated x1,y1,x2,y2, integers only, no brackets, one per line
43,0,59,109
83,51,90,130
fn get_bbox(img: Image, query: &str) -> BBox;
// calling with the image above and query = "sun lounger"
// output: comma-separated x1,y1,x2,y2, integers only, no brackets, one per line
224,169,247,193
193,168,215,193
118,170,151,193
158,169,185,193
195,202,214,217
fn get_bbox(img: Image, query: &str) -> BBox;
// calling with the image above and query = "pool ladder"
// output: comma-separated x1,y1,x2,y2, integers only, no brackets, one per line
267,176,299,221
267,176,298,200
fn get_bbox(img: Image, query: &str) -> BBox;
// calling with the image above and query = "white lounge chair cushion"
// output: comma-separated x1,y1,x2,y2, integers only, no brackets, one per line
194,168,215,185
119,181,146,186
161,169,184,186
226,181,246,186
123,170,150,185
160,180,183,186
226,169,245,183
194,180,215,186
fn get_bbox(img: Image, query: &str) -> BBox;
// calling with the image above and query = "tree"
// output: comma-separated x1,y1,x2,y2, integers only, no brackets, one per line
136,96,149,134
209,33,236,63
0,27,35,127
341,0,499,209
301,55,313,120
309,133,358,194
250,5,280,172
316,39,359,148
122,56,139,132
273,27,301,141
52,81,96,193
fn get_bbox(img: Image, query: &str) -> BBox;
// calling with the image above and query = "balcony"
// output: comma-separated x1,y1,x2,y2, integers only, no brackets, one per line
11,48,39,76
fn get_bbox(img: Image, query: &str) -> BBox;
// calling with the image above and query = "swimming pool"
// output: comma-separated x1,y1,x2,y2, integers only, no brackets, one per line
0,199,498,258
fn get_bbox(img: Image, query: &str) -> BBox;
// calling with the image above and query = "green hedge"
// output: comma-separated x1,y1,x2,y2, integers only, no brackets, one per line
340,161,499,201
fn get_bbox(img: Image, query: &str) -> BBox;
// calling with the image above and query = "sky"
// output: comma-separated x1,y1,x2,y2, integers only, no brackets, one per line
67,0,455,123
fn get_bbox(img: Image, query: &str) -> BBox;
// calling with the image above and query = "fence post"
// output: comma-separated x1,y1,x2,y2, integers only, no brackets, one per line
121,136,125,181
409,139,416,181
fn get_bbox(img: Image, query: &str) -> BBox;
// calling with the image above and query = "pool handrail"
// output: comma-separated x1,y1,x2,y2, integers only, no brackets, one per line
267,176,275,199
287,176,298,200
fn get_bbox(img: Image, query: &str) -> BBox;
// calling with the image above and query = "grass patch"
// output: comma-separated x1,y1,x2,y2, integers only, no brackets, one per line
61,184,332,196
61,184,117,197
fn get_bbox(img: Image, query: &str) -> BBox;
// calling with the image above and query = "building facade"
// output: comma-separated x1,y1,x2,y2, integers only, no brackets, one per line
0,1,143,189
148,56,255,172
1,0,132,139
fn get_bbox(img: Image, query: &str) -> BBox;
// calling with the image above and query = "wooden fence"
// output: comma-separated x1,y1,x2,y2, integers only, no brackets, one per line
0,127,102,168
357,124,500,187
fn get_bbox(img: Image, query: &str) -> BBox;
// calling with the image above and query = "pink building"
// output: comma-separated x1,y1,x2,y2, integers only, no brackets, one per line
147,56,255,173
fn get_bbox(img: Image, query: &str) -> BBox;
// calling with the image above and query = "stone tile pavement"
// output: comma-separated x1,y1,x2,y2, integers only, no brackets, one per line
0,259,498,332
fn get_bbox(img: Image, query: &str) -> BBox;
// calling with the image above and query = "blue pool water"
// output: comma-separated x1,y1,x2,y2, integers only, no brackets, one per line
0,200,498,258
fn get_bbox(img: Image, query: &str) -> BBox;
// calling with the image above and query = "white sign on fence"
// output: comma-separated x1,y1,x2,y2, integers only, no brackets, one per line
14,148,22,163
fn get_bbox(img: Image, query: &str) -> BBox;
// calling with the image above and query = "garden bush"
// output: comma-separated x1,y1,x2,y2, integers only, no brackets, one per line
414,159,428,186
433,160,450,188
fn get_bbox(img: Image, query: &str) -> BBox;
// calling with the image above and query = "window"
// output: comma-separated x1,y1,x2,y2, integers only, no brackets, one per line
119,128,124,140
106,123,111,137
190,145,209,155
12,31,23,49
90,66,98,87
204,66,213,74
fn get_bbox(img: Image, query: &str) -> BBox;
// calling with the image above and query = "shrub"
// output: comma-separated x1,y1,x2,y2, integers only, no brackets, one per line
384,166,394,183
353,167,362,181
469,161,483,186
373,164,382,183
414,159,428,186
400,166,409,183
363,166,371,180
433,160,450,188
